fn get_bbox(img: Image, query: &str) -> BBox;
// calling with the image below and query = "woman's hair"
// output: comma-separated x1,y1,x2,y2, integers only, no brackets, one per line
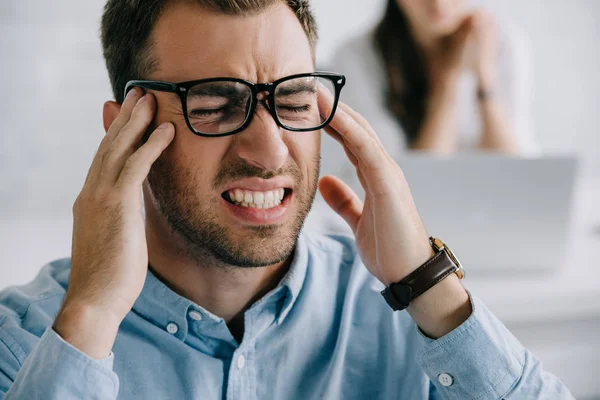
374,0,428,145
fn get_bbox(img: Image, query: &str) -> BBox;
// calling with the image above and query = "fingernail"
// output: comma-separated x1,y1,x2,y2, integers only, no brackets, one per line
138,94,148,104
157,122,171,130
127,87,141,99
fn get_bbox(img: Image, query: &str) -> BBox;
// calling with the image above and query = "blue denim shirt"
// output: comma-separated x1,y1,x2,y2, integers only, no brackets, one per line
0,233,572,399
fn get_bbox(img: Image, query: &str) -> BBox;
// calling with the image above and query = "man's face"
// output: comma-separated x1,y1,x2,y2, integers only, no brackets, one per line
144,2,320,267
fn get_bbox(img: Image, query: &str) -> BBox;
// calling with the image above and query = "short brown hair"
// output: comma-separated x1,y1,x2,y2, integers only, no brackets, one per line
101,0,318,103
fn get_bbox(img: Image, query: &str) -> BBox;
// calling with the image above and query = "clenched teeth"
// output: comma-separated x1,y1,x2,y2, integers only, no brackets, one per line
227,189,286,209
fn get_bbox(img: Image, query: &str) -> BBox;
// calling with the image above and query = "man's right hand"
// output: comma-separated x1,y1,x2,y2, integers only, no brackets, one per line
53,88,175,359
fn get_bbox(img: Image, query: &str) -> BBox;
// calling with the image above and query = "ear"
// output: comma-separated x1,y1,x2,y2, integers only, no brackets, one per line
103,101,121,133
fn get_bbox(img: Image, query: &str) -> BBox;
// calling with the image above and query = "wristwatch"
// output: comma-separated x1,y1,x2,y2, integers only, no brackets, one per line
381,237,465,311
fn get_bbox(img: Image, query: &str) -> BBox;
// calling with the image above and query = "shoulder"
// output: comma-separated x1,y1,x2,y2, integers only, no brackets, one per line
0,259,70,363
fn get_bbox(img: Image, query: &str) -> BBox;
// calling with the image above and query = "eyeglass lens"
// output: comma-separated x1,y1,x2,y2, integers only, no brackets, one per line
185,76,336,135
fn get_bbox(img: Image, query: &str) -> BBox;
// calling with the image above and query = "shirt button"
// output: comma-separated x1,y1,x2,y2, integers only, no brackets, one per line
438,373,454,387
236,355,246,369
166,322,179,334
188,311,203,321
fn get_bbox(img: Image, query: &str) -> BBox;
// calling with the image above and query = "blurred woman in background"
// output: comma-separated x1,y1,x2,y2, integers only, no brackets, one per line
311,0,538,233
320,0,538,184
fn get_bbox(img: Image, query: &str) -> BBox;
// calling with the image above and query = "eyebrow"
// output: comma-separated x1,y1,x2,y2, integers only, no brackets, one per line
276,81,317,97
188,84,243,98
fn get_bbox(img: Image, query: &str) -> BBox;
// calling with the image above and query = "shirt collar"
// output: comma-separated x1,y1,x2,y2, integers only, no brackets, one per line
276,232,308,323
131,268,193,341
131,233,309,337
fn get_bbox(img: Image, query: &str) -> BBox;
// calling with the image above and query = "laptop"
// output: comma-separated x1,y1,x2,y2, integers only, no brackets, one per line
397,154,578,275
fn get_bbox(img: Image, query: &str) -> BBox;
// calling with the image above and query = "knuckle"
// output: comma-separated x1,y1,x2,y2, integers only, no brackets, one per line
72,196,81,214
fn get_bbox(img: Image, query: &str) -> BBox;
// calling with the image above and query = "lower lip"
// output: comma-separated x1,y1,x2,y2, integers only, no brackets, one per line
221,192,292,225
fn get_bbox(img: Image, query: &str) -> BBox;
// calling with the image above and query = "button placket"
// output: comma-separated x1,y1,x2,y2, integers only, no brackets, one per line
236,354,246,369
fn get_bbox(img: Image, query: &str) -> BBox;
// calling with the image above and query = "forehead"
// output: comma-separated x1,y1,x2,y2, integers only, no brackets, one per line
150,2,315,83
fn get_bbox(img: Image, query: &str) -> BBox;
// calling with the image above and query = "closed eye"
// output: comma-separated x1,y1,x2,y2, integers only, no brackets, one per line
277,105,311,113
189,108,226,117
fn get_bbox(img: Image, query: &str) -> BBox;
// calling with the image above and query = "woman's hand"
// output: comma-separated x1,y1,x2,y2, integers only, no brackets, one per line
428,15,474,86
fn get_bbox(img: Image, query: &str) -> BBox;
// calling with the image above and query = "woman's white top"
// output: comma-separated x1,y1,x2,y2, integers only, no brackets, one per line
308,25,538,233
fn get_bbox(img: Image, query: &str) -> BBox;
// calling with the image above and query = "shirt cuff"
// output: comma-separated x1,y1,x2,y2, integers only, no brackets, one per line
415,292,525,400
5,327,119,399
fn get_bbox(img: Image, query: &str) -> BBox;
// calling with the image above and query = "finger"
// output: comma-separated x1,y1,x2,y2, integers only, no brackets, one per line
456,15,474,42
316,85,383,161
316,84,377,142
100,94,157,185
336,102,386,151
317,81,337,124
85,88,144,186
116,122,175,190
318,175,363,232
105,88,145,143
337,103,374,136
325,106,381,169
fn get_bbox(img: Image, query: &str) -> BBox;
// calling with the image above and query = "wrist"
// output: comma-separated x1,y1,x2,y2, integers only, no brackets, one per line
477,67,498,92
430,73,460,95
53,300,123,359
407,275,471,339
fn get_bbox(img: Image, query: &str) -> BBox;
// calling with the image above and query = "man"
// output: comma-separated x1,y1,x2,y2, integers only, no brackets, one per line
0,0,572,399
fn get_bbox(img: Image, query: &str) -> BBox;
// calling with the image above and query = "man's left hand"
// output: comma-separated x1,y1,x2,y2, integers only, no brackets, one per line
318,95,471,338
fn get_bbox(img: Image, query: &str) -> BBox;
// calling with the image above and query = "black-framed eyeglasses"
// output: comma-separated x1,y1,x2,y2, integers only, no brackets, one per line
124,72,346,138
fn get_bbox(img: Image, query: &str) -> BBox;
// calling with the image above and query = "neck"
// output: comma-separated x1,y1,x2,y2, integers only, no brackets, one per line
143,190,291,339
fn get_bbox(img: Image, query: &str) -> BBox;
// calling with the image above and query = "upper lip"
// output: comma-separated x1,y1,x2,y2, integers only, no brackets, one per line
221,177,294,193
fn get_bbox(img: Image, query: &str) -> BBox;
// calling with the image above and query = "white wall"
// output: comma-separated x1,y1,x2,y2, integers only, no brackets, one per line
1,1,599,281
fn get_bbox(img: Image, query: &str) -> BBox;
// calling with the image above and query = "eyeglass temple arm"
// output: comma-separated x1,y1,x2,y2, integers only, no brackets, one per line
123,80,179,99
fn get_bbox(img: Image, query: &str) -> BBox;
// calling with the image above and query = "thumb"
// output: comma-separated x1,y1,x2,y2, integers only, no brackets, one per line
318,175,363,232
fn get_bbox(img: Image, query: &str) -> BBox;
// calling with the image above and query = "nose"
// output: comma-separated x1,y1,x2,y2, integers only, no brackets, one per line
234,104,289,172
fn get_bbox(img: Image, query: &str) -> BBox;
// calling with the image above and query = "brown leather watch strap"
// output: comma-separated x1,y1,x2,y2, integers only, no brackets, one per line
401,250,457,300
381,249,458,311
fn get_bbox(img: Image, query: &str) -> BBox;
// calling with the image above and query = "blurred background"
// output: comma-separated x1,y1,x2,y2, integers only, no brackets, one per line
1,0,599,398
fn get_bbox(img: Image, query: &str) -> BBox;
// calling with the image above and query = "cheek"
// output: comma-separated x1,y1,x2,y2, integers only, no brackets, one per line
170,131,230,188
287,132,321,175
401,0,429,23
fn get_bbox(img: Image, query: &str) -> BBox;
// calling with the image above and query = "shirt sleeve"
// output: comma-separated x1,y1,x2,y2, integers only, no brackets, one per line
417,293,574,400
1,327,119,400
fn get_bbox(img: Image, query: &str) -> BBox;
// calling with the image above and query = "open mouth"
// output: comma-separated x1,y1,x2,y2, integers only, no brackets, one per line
221,188,293,210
